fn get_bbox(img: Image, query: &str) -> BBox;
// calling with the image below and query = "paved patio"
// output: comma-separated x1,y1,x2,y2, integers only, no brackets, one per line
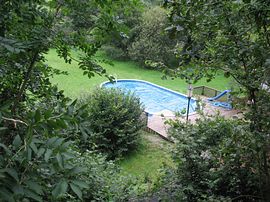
147,98,243,141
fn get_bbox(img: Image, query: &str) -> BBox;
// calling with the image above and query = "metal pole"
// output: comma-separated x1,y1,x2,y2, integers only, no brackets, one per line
145,112,148,126
186,84,192,123
186,96,191,122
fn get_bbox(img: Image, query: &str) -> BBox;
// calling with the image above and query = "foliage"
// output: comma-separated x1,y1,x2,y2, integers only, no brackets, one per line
101,0,143,60
141,117,262,201
164,0,270,88
142,0,163,6
163,0,270,131
101,45,128,60
0,86,139,201
128,6,177,68
163,1,270,200
0,0,142,200
73,151,140,201
79,88,145,159
0,100,91,201
132,168,185,201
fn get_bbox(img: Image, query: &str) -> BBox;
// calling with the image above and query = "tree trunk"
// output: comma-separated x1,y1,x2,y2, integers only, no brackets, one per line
12,51,39,114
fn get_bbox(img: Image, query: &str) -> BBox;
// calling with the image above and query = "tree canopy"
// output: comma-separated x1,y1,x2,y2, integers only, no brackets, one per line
0,0,141,200
163,0,270,200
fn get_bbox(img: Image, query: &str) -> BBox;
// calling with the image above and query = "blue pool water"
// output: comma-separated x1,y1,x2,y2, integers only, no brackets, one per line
101,80,197,115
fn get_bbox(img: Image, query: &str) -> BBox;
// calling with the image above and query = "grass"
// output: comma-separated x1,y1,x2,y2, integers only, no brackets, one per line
45,49,229,181
119,131,174,181
46,49,231,99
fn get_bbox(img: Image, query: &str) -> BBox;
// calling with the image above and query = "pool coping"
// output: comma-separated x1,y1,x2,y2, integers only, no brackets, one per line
100,79,198,116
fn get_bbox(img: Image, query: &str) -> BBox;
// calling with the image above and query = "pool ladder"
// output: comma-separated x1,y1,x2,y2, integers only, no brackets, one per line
114,74,118,83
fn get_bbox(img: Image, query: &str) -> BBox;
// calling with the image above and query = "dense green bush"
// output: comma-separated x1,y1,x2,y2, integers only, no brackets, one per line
75,151,141,201
128,6,177,68
0,0,143,200
101,1,143,60
81,88,145,159
138,117,263,201
101,45,128,60
0,90,142,201
0,99,90,201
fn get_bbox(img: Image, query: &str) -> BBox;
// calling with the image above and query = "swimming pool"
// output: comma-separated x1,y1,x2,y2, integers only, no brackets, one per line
101,79,197,115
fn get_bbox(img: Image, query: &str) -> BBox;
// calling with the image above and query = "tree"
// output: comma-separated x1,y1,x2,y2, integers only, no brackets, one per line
140,117,262,201
163,0,270,200
102,1,143,60
0,0,141,200
170,117,261,201
128,6,177,67
164,0,270,103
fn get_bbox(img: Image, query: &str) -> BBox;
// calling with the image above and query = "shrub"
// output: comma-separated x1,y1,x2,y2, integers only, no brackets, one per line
142,117,262,201
75,151,141,201
128,7,177,68
101,45,127,60
0,103,91,201
0,97,142,201
81,88,145,159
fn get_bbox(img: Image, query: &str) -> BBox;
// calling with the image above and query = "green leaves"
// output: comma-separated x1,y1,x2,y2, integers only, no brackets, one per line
12,135,22,149
224,71,231,78
80,88,144,159
128,6,176,68
25,181,43,195
0,0,143,201
52,180,68,198
2,168,19,182
165,0,269,90
70,183,83,199
24,189,42,202
56,153,63,168
0,36,26,54
37,148,45,158
34,110,41,122
44,149,53,162
52,180,89,200
168,116,263,200
71,180,89,189
0,143,11,155
0,188,15,202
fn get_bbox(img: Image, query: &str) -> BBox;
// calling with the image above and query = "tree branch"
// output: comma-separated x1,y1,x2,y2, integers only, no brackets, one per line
2,116,28,127
12,51,39,114
232,194,262,201
263,22,270,47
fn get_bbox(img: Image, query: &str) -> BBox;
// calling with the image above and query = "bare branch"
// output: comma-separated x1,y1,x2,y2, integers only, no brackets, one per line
2,116,28,127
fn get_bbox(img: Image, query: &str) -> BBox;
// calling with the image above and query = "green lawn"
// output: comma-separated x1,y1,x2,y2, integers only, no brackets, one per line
119,131,174,181
46,49,231,99
45,49,229,181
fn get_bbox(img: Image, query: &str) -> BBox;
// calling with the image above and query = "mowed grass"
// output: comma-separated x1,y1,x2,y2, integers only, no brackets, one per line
45,49,229,180
119,132,174,181
46,49,231,99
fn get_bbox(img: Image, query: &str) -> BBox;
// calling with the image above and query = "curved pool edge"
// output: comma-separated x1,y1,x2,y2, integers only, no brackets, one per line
100,79,198,116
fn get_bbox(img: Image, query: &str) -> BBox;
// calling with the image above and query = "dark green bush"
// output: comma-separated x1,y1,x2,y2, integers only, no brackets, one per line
75,151,141,201
0,101,91,201
141,117,262,201
81,88,144,159
128,6,177,68
101,45,128,60
0,98,143,201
